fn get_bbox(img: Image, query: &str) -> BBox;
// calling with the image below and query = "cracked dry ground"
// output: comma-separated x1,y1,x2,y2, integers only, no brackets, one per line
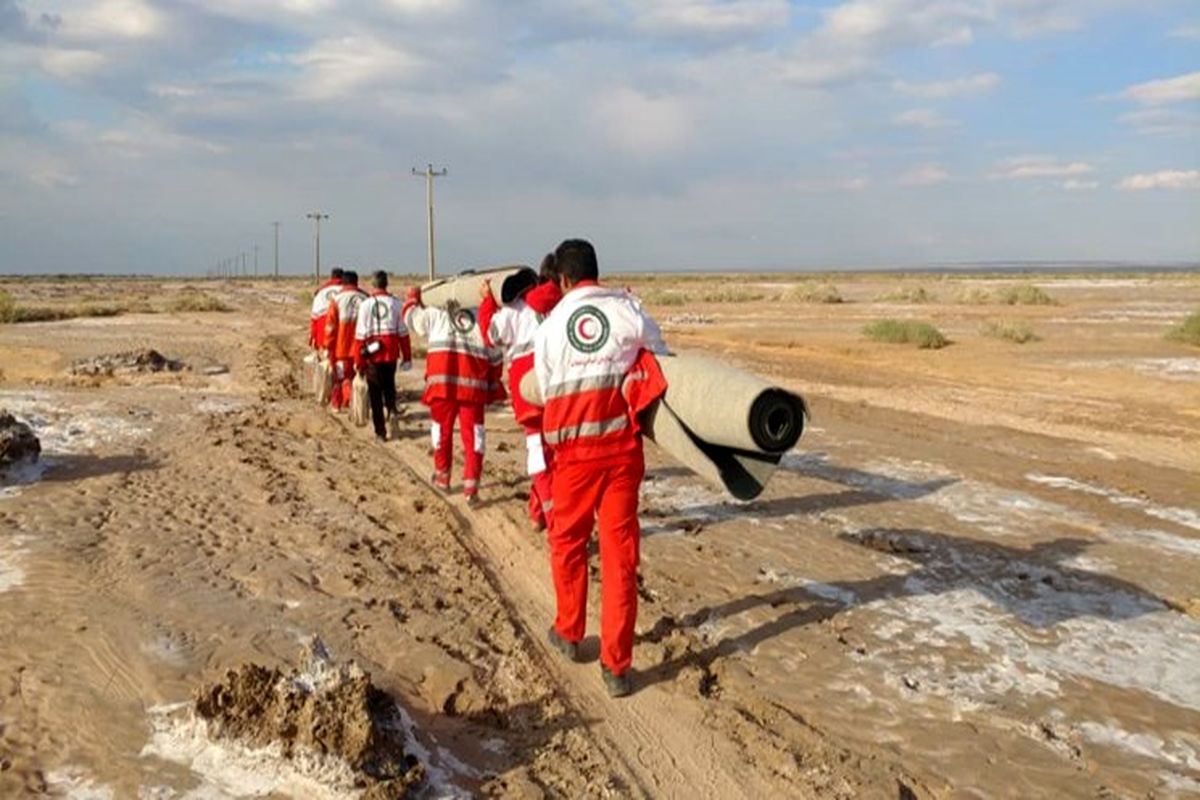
0,327,923,799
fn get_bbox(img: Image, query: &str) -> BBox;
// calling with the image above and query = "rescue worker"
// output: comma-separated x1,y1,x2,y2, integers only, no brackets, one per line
310,267,344,349
530,238,669,698
354,271,412,442
403,285,505,506
324,270,367,411
477,255,563,532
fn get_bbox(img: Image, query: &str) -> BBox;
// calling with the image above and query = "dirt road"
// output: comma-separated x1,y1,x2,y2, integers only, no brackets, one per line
0,274,1197,798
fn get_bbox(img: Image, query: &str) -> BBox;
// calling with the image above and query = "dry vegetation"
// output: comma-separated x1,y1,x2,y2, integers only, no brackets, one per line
876,286,936,303
787,283,844,304
1166,310,1200,346
170,292,232,313
981,319,1040,344
956,283,1057,306
863,319,949,349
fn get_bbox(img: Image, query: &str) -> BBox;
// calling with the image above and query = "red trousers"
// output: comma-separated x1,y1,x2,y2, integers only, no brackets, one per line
550,449,644,675
330,359,355,409
523,423,554,529
429,399,485,496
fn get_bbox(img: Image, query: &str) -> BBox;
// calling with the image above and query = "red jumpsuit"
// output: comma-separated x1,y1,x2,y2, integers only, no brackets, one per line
404,293,505,497
310,279,342,349
479,280,562,528
324,286,366,409
531,280,668,677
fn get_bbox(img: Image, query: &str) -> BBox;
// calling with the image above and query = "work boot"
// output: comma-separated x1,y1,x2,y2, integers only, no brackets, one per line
547,626,579,663
375,432,387,443
601,665,632,698
465,493,480,509
530,517,546,534
431,472,450,493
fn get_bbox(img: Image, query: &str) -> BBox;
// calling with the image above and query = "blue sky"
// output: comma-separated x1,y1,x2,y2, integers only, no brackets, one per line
0,0,1197,275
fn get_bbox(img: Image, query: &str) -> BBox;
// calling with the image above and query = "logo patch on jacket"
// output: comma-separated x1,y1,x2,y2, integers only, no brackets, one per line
566,305,611,353
452,307,477,334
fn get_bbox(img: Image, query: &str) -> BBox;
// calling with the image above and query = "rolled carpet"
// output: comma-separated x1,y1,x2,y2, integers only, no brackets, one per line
519,352,806,500
420,265,526,309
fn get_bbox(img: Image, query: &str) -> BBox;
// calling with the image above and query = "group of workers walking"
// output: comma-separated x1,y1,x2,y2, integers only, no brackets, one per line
308,239,668,697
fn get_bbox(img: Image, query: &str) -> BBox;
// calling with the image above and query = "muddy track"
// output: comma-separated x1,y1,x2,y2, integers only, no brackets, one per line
260,335,933,798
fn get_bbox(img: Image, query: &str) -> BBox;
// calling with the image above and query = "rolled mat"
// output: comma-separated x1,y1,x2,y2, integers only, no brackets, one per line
519,352,806,500
420,265,527,309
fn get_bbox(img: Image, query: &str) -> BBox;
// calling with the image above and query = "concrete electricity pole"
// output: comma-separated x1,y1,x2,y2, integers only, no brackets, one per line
272,222,280,278
253,244,259,278
306,212,329,285
412,164,447,281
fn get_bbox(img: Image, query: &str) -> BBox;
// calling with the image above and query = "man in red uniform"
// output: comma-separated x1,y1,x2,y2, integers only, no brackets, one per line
478,255,563,532
324,270,366,410
531,239,668,697
354,271,412,441
403,287,505,506
310,267,344,349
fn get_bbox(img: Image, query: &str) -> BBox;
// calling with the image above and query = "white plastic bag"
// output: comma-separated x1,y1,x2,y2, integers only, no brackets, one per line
351,372,370,427
315,357,332,405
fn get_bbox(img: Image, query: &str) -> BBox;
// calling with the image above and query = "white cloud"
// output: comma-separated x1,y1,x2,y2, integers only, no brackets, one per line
1119,71,1200,106
1061,179,1098,191
1118,107,1200,138
39,48,106,79
287,36,426,99
590,87,692,157
893,72,1000,98
1117,170,1200,191
794,176,871,192
898,163,949,186
1168,23,1200,41
990,155,1094,180
892,108,958,129
635,0,790,38
58,0,165,41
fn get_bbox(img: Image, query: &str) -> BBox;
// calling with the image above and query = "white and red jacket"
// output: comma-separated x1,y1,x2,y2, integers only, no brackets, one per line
532,281,669,464
325,286,367,361
354,290,412,368
310,279,342,348
404,298,505,407
479,281,562,424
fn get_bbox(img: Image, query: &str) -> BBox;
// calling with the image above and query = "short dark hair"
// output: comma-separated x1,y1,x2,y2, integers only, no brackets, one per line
554,239,598,283
331,267,345,281
538,252,559,283
373,270,388,289
344,270,359,286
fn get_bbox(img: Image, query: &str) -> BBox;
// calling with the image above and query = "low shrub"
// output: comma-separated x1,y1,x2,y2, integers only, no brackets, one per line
0,291,15,323
1166,311,1200,346
788,283,843,304
171,293,231,313
981,319,1039,344
863,319,948,349
956,287,993,305
997,283,1057,306
639,290,687,307
699,289,766,303
877,286,935,303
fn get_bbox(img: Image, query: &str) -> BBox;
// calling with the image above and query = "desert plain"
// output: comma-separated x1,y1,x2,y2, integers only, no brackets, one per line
0,269,1197,799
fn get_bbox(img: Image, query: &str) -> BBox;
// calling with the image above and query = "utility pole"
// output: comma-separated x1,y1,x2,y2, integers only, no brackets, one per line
241,251,247,277
253,244,259,278
306,212,329,285
412,164,447,281
272,222,280,278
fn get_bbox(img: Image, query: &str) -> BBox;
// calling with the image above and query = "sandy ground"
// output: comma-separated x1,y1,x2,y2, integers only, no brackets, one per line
0,273,1197,798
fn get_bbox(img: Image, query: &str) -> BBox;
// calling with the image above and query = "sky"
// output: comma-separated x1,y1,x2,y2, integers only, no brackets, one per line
0,0,1198,275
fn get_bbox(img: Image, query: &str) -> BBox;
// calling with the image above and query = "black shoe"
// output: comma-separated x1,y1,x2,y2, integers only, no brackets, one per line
375,432,387,443
601,665,632,698
547,626,579,663
465,494,480,509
